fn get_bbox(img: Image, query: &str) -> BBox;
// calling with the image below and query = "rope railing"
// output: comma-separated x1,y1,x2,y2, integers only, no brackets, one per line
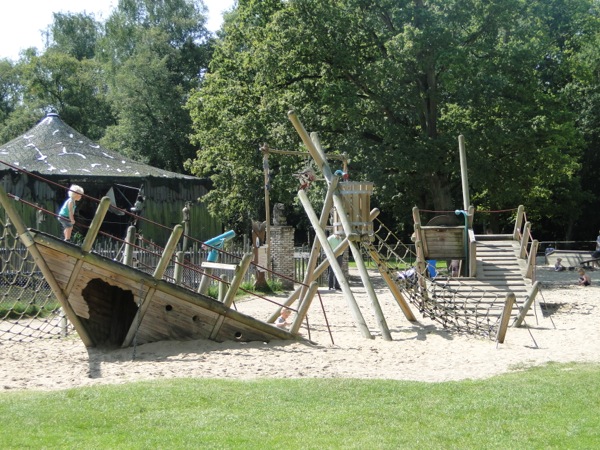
368,216,527,339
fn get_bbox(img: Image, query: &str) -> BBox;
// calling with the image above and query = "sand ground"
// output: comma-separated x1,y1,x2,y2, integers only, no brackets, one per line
1,265,598,391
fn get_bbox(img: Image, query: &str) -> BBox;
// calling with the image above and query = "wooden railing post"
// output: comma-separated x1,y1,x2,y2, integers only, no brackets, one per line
526,239,539,279
123,225,136,266
81,197,111,253
519,222,531,259
153,224,183,280
513,205,525,240
174,251,184,284
496,292,515,344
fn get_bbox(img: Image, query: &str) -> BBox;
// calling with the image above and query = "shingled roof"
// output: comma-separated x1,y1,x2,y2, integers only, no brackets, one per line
0,113,196,180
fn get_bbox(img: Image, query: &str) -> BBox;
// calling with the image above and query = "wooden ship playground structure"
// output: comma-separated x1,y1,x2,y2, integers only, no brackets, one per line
0,112,542,349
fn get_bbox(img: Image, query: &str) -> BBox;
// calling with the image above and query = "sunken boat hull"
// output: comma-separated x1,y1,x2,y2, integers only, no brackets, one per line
31,230,296,348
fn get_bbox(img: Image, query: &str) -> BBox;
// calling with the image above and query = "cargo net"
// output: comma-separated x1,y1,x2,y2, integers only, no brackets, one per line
364,219,518,340
0,218,75,343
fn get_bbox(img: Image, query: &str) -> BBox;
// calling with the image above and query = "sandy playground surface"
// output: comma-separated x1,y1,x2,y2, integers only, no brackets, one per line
1,266,598,391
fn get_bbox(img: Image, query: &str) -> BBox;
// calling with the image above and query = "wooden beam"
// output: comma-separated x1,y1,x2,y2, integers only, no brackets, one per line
513,205,525,240
209,253,254,340
81,196,111,253
298,189,372,339
519,222,531,259
526,240,539,279
366,245,416,322
0,185,94,346
496,292,515,344
513,281,540,327
153,224,183,279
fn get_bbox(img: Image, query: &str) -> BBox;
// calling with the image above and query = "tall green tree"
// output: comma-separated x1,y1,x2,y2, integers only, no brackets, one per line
564,1,600,239
0,12,112,143
0,58,40,143
186,0,287,228
48,12,101,61
17,50,112,141
99,0,213,171
187,0,590,237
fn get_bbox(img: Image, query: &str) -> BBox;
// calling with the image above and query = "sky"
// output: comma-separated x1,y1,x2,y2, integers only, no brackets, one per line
0,0,234,62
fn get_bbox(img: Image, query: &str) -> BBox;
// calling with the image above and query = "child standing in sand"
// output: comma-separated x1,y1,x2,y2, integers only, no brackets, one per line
554,258,565,272
275,308,292,329
578,269,591,286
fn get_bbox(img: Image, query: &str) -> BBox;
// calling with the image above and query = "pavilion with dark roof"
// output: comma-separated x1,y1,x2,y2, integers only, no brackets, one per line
0,113,220,244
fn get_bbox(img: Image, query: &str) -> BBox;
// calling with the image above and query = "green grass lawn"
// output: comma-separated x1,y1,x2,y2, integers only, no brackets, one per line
1,362,598,449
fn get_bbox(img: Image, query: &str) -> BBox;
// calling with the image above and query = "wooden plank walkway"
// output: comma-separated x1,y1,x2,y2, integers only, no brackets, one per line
426,234,535,323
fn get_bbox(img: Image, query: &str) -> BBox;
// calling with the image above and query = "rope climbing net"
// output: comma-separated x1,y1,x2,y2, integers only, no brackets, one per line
366,219,519,339
0,218,75,343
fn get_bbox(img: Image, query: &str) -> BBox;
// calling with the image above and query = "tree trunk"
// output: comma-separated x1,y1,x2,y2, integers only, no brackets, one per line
428,175,453,211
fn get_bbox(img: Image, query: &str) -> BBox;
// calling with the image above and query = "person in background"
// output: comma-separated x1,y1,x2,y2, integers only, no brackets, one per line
449,260,461,277
57,185,84,241
554,258,566,272
578,268,591,286
593,230,600,259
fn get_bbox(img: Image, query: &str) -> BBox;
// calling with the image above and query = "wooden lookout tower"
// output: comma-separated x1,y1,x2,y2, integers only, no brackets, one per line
330,182,374,238
280,111,415,341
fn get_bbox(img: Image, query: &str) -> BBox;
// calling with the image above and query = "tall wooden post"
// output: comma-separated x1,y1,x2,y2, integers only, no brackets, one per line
298,189,372,339
252,220,268,289
261,144,272,279
182,202,190,252
458,135,470,211
289,110,392,340
496,292,515,344
0,185,94,346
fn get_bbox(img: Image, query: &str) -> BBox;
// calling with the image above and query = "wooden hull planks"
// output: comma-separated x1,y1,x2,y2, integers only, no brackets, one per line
30,230,297,348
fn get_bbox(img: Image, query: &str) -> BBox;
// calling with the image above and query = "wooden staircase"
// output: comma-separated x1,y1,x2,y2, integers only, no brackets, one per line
375,206,539,338
450,235,530,293
427,234,535,323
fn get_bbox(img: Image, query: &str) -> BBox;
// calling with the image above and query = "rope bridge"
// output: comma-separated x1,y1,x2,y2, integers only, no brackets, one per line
365,219,523,339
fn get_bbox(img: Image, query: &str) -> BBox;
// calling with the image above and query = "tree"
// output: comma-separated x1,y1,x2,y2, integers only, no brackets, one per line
561,8,600,242
99,0,213,171
47,12,101,61
187,0,591,238
186,0,292,230
0,12,113,143
17,50,113,141
0,58,41,143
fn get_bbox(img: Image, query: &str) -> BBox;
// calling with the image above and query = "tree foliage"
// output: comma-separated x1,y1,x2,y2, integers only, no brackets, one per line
1,0,600,241
187,0,596,239
99,0,212,171
0,1,213,173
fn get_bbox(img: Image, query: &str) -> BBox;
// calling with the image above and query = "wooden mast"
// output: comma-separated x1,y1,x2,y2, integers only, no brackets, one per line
288,110,392,340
